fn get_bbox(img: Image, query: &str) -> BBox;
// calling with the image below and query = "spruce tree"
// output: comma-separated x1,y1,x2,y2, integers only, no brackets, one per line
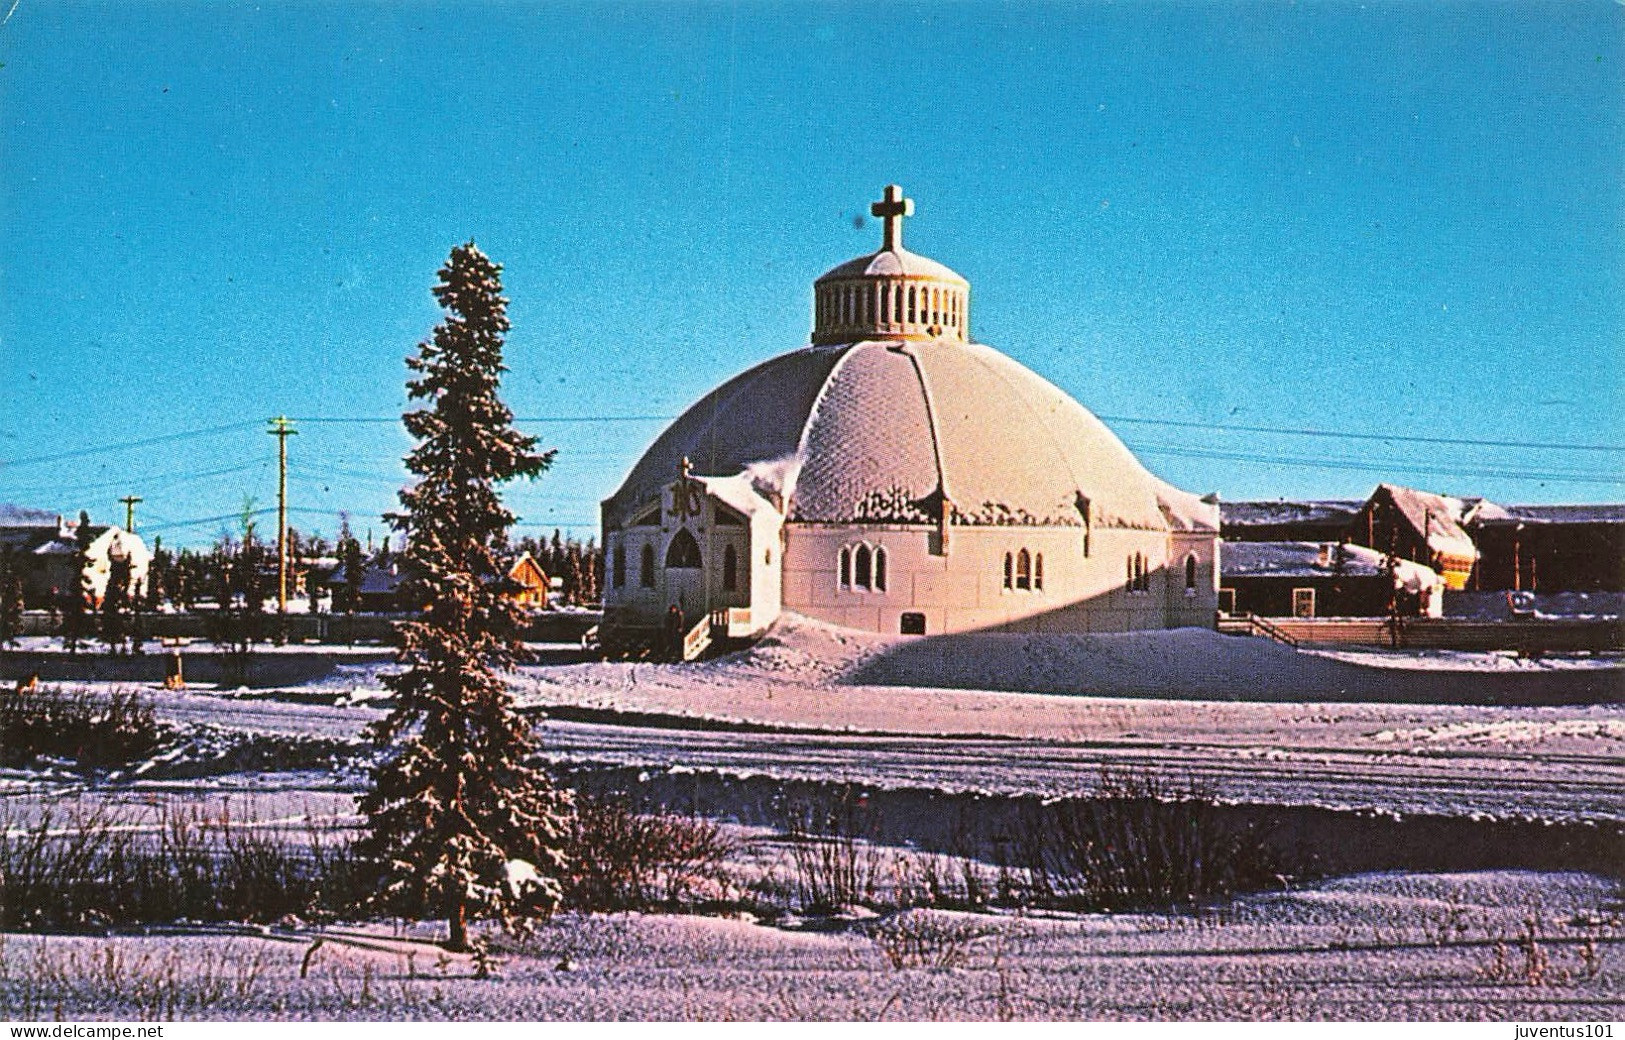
357,241,569,952
0,550,22,648
101,555,131,654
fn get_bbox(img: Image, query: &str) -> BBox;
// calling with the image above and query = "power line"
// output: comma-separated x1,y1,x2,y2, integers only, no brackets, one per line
292,412,1625,454
292,415,674,425
0,421,260,470
1100,415,1625,454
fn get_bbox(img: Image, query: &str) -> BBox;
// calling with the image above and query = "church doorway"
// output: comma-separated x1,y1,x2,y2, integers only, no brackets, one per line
663,528,707,626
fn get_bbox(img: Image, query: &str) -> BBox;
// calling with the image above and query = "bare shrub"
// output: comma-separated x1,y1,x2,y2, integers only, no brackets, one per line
0,685,163,769
0,801,364,929
785,829,885,915
1005,770,1296,912
563,795,737,912
867,911,996,970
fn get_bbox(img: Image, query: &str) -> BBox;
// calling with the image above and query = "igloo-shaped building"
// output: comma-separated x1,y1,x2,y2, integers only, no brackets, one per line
600,186,1218,649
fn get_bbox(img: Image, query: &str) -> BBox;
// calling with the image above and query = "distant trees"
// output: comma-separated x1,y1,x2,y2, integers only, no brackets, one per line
357,242,570,952
515,530,603,607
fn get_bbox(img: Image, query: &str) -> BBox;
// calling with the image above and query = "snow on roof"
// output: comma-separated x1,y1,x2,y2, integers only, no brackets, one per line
1376,484,1479,561
1156,486,1220,533
815,247,968,286
1222,540,1440,591
1499,504,1625,525
696,473,781,520
1221,500,1361,528
606,339,1190,532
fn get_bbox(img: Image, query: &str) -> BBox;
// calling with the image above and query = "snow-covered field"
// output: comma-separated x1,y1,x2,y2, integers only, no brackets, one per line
3,872,1621,1020
3,614,1622,1020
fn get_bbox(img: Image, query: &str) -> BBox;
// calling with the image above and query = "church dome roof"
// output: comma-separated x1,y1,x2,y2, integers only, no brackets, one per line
602,185,1215,536
604,338,1203,533
816,247,968,286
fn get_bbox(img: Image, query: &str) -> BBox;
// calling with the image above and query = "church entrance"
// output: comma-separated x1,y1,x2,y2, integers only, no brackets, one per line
663,527,707,627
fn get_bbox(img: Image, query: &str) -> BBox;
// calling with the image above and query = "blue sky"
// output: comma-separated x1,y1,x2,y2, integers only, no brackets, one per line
1,0,1620,548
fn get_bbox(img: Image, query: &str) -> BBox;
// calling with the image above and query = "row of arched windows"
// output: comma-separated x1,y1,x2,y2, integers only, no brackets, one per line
1125,553,1202,594
610,535,741,593
1127,553,1151,593
816,281,966,336
1002,549,1044,591
838,543,887,592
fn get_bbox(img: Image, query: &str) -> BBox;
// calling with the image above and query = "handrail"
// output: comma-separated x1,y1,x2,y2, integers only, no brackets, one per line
1244,612,1300,648
681,616,712,661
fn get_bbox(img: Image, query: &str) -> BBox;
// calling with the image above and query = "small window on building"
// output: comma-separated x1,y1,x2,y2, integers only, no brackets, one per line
873,546,887,592
722,544,738,592
1292,587,1316,619
1184,554,1198,594
908,285,917,323
640,544,655,588
1003,552,1013,590
1016,548,1032,590
613,544,626,588
855,544,872,589
839,546,851,589
900,611,926,635
1034,553,1044,591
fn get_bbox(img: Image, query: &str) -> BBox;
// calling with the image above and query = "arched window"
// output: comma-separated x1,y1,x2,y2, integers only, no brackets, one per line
1035,553,1044,591
908,285,917,323
640,544,655,588
873,546,887,592
613,544,626,588
1016,548,1032,590
1126,555,1135,588
880,284,890,324
723,544,738,592
854,544,872,590
839,546,851,589
894,284,904,325
665,529,701,569
1003,552,1014,590
1185,554,1198,591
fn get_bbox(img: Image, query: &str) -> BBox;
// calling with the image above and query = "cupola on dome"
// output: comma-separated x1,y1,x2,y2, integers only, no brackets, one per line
812,185,969,345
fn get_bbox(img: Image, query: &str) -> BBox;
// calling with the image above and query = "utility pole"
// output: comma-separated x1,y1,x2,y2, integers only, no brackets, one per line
119,495,143,533
267,416,298,613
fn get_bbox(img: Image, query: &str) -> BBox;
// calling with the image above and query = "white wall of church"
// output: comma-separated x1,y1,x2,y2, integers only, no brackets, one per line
602,486,785,637
782,522,1211,636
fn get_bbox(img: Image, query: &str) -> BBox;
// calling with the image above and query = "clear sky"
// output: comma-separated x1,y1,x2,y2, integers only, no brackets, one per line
1,0,1621,548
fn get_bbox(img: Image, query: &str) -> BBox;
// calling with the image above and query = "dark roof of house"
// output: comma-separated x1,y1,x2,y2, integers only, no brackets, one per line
1491,504,1625,525
0,504,59,527
326,560,415,595
1222,540,1391,578
1220,500,1361,528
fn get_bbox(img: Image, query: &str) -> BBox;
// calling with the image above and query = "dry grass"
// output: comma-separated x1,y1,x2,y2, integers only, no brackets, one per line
0,685,163,769
0,801,362,930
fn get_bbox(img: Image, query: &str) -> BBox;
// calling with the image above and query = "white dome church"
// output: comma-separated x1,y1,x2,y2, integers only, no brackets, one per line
600,186,1219,651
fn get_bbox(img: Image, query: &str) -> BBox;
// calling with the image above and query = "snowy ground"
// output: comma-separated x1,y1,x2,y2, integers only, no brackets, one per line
3,872,1622,1020
4,614,1623,1019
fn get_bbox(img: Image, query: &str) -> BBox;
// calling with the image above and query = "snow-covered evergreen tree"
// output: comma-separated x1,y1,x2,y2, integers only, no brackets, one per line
357,241,569,952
